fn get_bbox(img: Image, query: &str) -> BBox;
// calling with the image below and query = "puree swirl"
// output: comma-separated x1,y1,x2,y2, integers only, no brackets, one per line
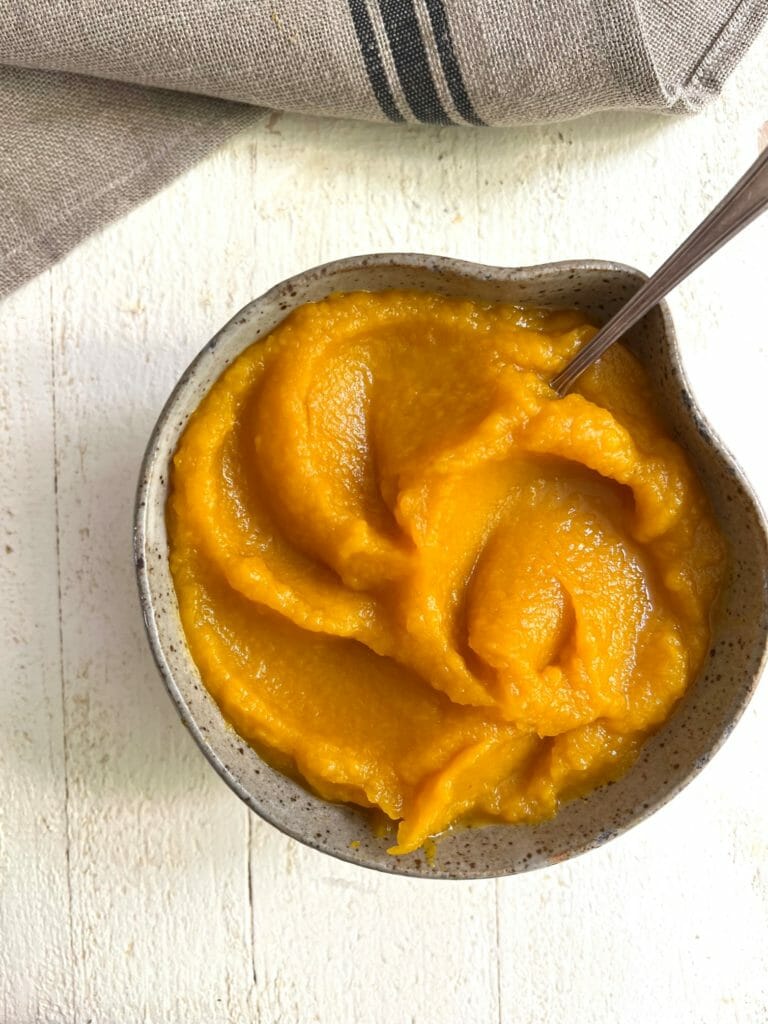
168,290,726,853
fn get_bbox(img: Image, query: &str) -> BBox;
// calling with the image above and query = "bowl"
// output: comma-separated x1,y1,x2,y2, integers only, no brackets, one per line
134,253,768,879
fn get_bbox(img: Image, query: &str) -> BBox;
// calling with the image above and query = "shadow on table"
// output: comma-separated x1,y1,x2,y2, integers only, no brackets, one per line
48,402,232,806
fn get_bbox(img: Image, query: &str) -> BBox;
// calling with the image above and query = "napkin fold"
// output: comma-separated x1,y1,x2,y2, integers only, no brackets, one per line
1,1,766,297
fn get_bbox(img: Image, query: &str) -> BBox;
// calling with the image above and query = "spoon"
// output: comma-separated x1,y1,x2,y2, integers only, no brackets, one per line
551,146,768,395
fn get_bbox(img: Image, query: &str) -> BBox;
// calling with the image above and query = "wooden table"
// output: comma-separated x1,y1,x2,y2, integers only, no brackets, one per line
2,35,767,1024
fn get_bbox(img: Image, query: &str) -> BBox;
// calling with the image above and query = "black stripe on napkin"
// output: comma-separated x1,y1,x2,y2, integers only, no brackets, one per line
348,0,406,122
378,0,453,125
423,0,486,125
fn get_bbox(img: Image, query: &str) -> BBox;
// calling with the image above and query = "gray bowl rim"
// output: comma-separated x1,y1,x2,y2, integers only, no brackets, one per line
134,251,768,879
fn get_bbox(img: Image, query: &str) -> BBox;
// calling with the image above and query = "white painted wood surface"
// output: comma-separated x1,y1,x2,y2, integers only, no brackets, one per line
2,36,768,1024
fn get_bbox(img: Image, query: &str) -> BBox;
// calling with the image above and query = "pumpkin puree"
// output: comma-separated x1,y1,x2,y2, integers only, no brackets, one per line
168,290,726,854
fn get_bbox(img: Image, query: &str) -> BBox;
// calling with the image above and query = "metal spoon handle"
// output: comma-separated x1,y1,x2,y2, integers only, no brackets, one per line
551,146,768,395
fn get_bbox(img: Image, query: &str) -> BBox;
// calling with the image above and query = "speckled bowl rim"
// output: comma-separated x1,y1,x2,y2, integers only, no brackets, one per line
134,253,768,879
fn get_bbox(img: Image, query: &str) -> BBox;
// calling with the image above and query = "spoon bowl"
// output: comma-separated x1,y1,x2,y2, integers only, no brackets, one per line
135,252,768,879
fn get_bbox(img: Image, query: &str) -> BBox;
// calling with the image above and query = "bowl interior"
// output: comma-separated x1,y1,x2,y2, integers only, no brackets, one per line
135,254,768,879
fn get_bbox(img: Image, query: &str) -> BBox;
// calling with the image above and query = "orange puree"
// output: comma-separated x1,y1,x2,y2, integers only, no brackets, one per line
167,290,726,854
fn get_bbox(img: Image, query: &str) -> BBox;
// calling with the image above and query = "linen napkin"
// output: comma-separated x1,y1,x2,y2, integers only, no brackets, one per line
1,0,766,298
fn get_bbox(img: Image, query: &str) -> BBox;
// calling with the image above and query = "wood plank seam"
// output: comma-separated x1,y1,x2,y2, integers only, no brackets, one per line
49,273,78,1019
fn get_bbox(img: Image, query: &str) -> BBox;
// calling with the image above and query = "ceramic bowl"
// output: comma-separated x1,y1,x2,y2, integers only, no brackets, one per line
134,253,768,879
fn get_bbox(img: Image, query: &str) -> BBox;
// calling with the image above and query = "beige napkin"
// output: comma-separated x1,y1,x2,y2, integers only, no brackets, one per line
1,1,766,297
